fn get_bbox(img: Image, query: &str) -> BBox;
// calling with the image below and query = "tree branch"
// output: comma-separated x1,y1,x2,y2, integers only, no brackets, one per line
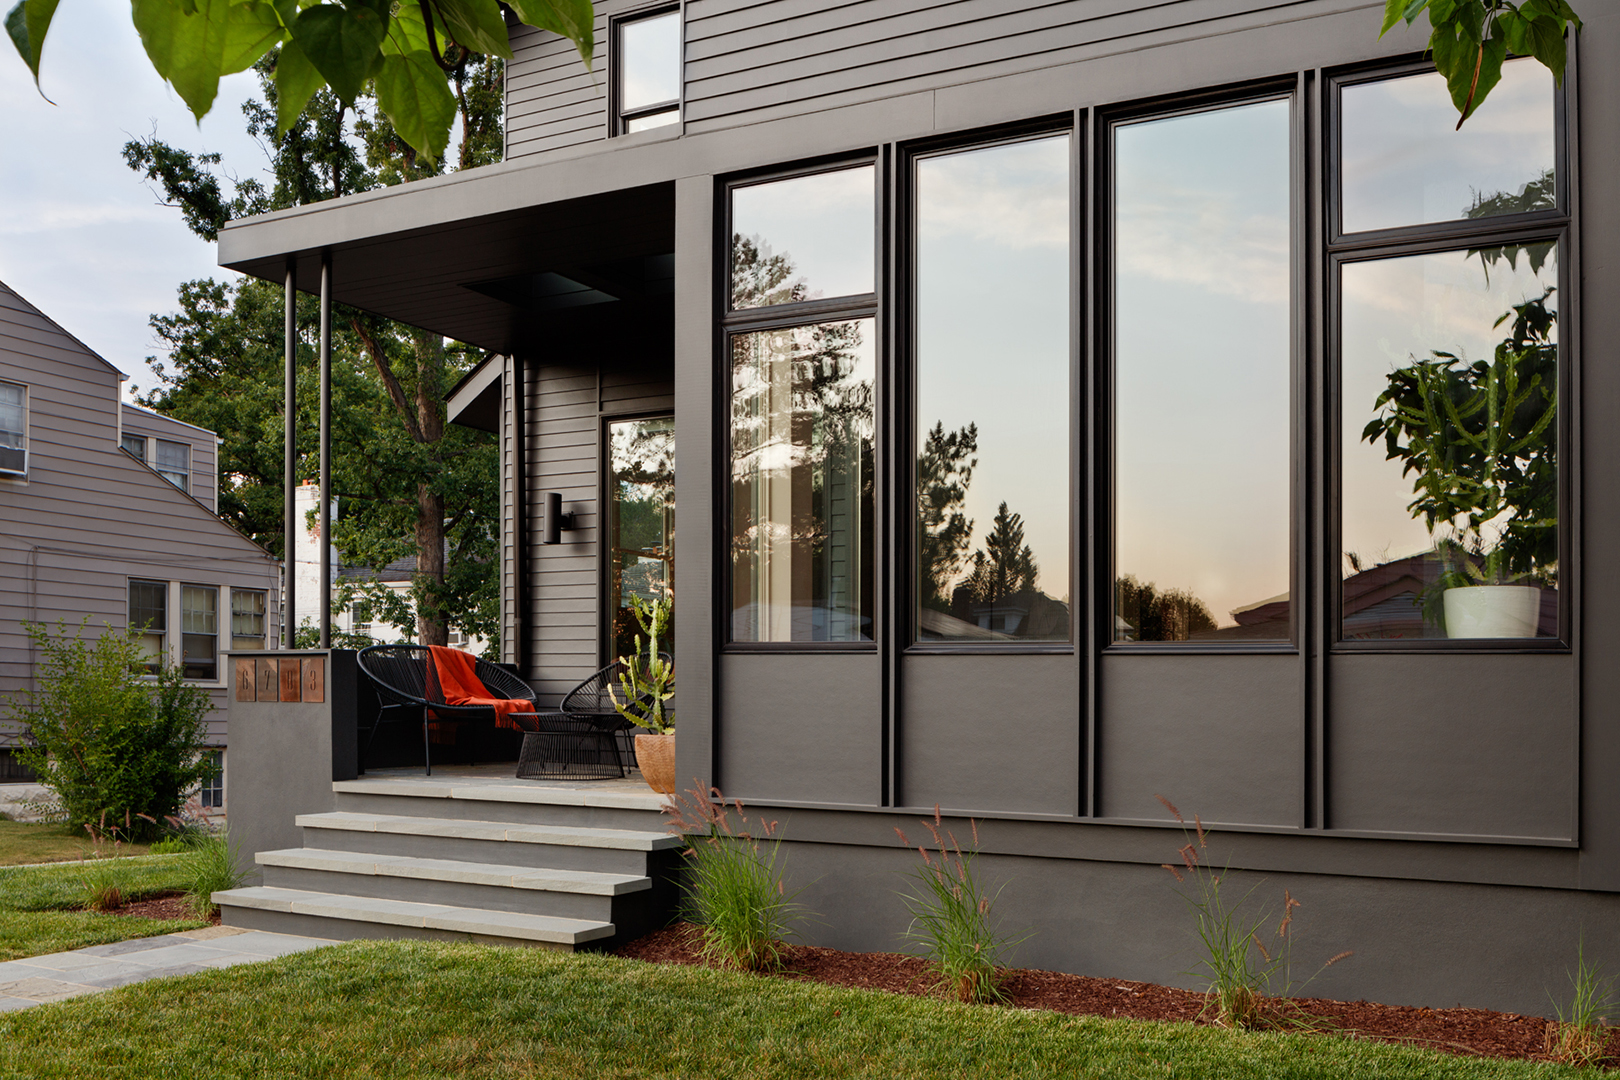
349,314,425,442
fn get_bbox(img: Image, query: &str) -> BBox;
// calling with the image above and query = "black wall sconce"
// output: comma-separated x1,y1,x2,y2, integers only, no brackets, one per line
542,491,576,545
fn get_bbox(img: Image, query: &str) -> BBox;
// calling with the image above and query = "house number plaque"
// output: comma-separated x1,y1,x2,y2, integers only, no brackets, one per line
234,658,257,701
279,657,303,702
302,657,325,702
257,659,279,700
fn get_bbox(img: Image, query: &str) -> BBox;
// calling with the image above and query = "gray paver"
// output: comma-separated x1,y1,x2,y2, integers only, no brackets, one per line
221,932,336,958
0,996,37,1013
101,943,233,969
82,963,212,989
0,960,55,981
21,952,119,972
76,935,186,958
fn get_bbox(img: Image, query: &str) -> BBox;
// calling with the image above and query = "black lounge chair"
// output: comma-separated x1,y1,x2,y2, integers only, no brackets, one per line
560,654,672,770
356,644,538,775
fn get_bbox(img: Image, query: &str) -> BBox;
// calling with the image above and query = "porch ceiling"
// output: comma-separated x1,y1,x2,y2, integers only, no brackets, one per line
218,181,675,354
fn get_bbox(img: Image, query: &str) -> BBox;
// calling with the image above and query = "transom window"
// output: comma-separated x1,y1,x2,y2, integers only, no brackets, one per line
0,381,26,476
615,8,680,135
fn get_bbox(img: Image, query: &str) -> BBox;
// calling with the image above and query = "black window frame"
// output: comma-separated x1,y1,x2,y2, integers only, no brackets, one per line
720,154,883,653
600,408,677,666
611,3,682,137
1095,79,1304,656
900,118,1081,655
1326,56,1574,654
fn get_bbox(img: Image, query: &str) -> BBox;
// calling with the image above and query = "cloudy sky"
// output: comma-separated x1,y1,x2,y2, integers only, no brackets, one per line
0,0,264,399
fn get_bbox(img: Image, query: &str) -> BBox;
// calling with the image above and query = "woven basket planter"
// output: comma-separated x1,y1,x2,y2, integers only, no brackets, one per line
634,733,676,794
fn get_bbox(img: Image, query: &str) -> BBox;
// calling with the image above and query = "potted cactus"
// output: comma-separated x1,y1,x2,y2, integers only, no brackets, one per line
608,594,675,793
1363,288,1558,638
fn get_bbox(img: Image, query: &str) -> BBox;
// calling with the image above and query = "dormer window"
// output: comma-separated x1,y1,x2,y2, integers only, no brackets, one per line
0,381,26,476
122,433,147,462
155,438,190,493
616,8,680,135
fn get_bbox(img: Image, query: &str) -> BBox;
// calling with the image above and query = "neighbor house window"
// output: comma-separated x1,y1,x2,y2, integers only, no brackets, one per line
916,134,1071,643
1111,98,1292,643
199,750,224,809
121,433,147,462
231,589,267,649
129,579,167,673
181,585,218,681
727,164,877,644
616,8,680,134
0,381,26,476
155,439,190,492
1336,60,1562,642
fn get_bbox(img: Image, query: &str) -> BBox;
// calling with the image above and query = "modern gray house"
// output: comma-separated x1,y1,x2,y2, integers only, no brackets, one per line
208,1,1618,1015
0,279,282,792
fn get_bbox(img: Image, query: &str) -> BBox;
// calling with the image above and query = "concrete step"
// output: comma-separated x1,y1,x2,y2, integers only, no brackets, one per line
257,848,646,921
213,886,616,951
331,778,671,830
296,811,683,874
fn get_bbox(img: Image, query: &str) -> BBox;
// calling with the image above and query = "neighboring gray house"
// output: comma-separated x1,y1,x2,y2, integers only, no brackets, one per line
0,279,282,794
211,2,1616,1015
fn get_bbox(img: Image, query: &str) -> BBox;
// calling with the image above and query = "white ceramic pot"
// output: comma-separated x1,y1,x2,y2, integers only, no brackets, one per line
1443,585,1541,639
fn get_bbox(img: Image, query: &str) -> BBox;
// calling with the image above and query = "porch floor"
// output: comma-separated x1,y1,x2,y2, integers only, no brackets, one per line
353,764,669,810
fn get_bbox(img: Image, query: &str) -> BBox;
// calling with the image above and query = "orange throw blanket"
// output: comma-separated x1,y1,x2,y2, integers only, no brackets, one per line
427,646,536,731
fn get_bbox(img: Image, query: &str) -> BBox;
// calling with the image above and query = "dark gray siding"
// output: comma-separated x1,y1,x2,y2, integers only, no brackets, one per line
0,281,281,744
521,352,674,703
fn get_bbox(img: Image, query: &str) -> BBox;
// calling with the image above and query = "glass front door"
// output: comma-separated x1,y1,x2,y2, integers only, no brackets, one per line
607,416,675,662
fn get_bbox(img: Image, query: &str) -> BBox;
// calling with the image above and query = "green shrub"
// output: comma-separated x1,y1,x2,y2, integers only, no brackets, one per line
7,622,215,842
149,837,191,855
665,787,806,971
180,830,247,917
1546,938,1615,1066
895,808,1027,1004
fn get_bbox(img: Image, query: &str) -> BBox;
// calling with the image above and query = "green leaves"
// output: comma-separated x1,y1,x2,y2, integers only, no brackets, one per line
291,1,389,106
1378,0,1582,127
4,0,60,89
273,39,325,137
131,0,237,119
507,0,592,67
375,51,456,162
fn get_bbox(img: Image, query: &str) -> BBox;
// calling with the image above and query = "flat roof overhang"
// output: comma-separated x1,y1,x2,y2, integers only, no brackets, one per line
218,167,675,354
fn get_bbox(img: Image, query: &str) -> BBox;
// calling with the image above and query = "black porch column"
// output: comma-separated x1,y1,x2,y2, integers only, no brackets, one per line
283,258,297,648
318,253,333,648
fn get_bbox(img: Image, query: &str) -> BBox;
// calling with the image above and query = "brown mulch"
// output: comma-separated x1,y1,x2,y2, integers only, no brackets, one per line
100,891,220,925
616,923,1617,1067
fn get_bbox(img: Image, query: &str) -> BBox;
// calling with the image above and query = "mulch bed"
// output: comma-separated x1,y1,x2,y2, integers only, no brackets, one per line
101,891,220,925
616,923,1616,1067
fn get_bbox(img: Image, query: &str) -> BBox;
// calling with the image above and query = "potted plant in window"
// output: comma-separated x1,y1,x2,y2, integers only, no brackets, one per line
1363,288,1558,638
609,594,676,793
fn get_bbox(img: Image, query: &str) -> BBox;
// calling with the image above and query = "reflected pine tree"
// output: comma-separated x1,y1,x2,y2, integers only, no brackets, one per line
730,234,810,309
960,503,1038,605
1116,575,1217,642
610,420,675,662
917,421,978,613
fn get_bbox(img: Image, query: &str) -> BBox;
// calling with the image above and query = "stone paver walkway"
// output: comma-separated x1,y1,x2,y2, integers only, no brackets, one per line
0,926,336,1012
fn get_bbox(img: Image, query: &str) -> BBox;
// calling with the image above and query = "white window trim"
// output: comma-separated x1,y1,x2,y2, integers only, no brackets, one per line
129,578,234,687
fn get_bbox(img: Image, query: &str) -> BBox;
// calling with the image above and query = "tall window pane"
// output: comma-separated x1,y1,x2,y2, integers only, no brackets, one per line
129,579,167,673
1113,99,1291,642
182,585,218,680
1341,59,1555,235
156,439,189,493
731,319,875,642
1341,245,1558,640
0,382,24,474
731,166,874,309
915,136,1070,642
231,589,267,650
618,9,680,132
609,416,675,663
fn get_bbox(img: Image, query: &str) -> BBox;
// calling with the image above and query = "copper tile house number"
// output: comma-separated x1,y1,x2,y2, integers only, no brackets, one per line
235,658,257,701
279,657,303,702
257,659,279,700
302,657,325,703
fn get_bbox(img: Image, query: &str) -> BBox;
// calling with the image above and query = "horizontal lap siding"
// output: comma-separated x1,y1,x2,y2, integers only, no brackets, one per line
522,356,674,704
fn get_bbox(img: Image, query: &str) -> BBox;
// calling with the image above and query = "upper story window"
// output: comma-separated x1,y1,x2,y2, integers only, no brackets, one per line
155,438,190,493
231,589,267,650
1335,59,1562,644
122,433,148,462
726,164,878,645
616,8,681,135
129,579,168,674
0,381,26,477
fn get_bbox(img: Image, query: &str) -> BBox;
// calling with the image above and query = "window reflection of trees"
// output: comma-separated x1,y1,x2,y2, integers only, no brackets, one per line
609,418,674,663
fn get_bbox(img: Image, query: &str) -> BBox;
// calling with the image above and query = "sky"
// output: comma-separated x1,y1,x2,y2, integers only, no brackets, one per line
0,0,264,400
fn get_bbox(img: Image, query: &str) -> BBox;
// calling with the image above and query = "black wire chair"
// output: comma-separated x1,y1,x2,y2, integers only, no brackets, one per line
356,645,538,775
560,654,672,771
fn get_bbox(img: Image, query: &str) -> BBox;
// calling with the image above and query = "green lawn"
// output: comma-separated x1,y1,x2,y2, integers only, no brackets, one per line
0,855,206,960
0,941,1590,1079
0,819,157,866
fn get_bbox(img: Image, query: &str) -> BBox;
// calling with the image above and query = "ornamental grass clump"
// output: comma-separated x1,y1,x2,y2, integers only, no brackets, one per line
895,807,1028,1005
664,786,806,972
1157,795,1351,1029
1545,939,1616,1067
179,829,247,917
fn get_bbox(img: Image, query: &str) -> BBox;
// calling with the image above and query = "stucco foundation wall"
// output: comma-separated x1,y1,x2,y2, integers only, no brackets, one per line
776,834,1619,1018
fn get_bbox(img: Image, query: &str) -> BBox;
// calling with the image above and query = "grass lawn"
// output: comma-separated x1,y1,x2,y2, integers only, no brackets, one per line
0,819,156,866
0,940,1592,1079
0,855,205,961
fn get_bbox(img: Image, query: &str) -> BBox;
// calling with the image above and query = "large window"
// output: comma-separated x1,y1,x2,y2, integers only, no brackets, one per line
0,381,25,476
615,8,680,134
155,439,190,493
129,580,167,673
1111,98,1292,643
181,585,218,681
608,416,675,662
231,589,267,650
727,165,877,644
915,135,1071,643
1336,60,1562,643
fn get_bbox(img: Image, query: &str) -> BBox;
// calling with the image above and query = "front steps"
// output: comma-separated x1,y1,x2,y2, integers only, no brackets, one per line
214,773,682,950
